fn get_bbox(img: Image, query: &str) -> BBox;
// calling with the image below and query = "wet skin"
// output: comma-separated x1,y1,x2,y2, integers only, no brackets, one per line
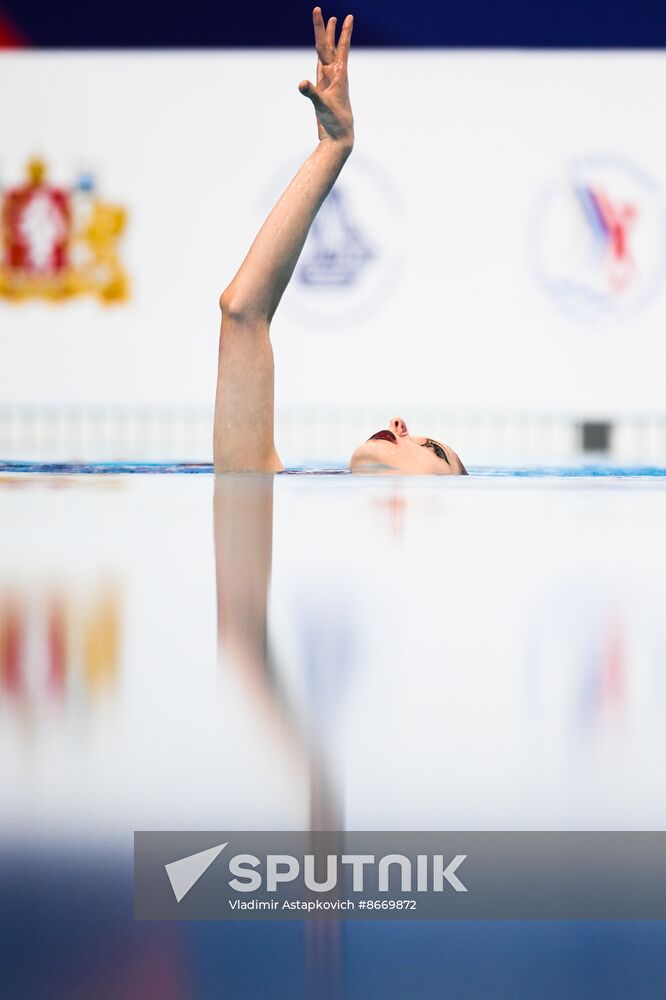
350,417,467,476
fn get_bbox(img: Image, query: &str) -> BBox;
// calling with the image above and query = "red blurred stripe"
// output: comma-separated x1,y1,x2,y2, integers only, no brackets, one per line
0,7,28,48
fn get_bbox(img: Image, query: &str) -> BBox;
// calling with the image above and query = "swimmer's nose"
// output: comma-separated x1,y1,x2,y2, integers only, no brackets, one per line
390,417,409,438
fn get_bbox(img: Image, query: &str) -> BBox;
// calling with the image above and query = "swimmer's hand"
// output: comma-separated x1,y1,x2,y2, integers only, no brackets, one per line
299,7,354,146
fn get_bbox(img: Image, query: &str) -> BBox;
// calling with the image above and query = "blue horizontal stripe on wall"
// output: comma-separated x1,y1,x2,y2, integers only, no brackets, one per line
3,0,666,49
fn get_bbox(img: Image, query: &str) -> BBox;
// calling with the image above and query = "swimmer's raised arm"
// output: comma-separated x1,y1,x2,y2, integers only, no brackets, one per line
214,7,354,473
222,8,354,321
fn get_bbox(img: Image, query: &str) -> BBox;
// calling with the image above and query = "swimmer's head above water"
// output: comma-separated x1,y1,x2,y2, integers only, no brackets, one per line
350,417,467,475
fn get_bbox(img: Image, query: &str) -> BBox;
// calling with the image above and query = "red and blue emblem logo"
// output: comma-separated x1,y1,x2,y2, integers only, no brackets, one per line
531,155,666,321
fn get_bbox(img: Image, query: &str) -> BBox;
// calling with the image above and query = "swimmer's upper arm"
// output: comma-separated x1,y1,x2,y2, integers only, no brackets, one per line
213,292,284,473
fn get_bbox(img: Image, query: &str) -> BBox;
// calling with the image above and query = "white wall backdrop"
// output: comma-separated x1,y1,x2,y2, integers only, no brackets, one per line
1,50,666,461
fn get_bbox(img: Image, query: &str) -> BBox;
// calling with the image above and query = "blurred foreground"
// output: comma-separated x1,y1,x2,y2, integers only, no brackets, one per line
1,470,666,998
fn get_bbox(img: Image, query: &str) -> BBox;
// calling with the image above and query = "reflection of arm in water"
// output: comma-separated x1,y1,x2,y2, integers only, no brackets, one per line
214,475,344,830
214,476,302,753
214,7,355,473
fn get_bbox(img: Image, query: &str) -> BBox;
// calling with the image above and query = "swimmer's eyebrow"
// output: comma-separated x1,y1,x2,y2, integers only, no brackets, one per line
436,441,469,474
423,438,451,466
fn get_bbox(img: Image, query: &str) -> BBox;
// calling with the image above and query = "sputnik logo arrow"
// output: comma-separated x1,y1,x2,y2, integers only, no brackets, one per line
165,842,228,902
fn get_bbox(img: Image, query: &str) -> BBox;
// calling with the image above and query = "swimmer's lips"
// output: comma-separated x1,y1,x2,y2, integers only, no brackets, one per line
368,430,397,444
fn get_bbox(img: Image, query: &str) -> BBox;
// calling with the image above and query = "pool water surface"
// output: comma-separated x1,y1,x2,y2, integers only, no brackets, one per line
1,468,665,998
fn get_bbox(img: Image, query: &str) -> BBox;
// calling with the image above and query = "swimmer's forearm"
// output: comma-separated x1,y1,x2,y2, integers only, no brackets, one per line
220,136,353,322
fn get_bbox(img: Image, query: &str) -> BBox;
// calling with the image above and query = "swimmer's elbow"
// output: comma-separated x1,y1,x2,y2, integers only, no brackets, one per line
219,288,244,320
219,287,270,327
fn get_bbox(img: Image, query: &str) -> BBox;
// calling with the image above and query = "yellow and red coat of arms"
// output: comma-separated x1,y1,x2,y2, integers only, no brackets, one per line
0,159,129,303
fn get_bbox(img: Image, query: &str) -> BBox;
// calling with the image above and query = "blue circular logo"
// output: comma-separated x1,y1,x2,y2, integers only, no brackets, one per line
260,151,404,329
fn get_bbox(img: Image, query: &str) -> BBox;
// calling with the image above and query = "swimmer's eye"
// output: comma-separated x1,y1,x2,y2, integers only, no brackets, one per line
422,439,450,465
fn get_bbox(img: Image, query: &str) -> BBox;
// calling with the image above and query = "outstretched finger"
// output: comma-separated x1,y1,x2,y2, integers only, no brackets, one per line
326,15,337,52
312,7,331,65
337,13,353,62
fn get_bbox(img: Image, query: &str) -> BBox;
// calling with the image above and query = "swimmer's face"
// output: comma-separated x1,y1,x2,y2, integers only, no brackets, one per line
349,417,467,476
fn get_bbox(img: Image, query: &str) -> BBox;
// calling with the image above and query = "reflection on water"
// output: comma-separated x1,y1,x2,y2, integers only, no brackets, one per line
214,476,350,1000
1,471,666,998
1,583,121,722
524,576,666,775
213,474,379,840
